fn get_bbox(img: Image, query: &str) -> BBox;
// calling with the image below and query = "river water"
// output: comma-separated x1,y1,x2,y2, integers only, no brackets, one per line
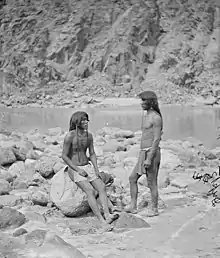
0,105,220,149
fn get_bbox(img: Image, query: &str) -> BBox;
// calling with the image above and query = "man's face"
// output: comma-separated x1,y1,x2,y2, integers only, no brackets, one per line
141,99,150,110
80,118,89,131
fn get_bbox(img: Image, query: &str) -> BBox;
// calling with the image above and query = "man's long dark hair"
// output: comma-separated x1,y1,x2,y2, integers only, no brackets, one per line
138,91,163,130
69,111,89,162
69,111,89,131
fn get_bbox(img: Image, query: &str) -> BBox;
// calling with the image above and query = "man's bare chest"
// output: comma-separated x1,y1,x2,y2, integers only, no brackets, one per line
142,115,153,130
72,135,90,150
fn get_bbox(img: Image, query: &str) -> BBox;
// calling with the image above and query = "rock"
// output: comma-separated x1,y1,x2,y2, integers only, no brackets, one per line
25,229,47,246
113,212,150,229
35,157,57,178
123,157,137,168
24,211,47,223
187,180,213,197
25,159,37,171
170,175,194,189
23,232,86,258
0,179,11,195
110,167,130,186
50,169,90,217
8,161,26,177
13,179,28,190
31,173,47,185
0,170,15,183
203,150,217,160
48,127,64,136
158,169,170,189
138,191,166,210
97,127,134,139
94,145,104,157
0,147,16,166
31,191,49,206
0,195,23,207
13,228,28,237
12,140,35,161
32,140,47,151
160,149,181,170
53,162,65,174
26,149,41,160
102,154,117,167
102,140,125,153
126,144,139,157
0,207,26,229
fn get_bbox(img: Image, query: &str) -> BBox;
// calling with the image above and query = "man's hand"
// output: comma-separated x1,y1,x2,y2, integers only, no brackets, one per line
78,169,88,177
95,171,102,179
144,159,152,169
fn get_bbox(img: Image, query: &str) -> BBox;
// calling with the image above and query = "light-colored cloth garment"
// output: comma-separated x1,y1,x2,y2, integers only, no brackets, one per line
136,147,151,175
133,147,161,176
67,163,98,182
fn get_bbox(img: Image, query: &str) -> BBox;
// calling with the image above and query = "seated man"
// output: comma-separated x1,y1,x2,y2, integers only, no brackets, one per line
62,111,118,231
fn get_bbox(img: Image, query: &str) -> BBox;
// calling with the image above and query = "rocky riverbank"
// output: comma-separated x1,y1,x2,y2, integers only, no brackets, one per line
0,126,220,257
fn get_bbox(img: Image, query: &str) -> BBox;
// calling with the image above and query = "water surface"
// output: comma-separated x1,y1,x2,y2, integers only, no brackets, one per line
0,105,220,149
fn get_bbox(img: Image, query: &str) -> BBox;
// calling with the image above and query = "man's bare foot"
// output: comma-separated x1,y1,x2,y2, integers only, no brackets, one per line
124,206,138,214
105,213,119,224
145,209,159,217
110,206,122,213
100,222,113,232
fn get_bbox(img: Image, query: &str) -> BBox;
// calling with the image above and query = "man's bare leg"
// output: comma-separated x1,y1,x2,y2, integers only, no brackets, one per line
94,190,121,213
76,180,113,230
91,178,119,224
145,156,160,217
125,166,141,213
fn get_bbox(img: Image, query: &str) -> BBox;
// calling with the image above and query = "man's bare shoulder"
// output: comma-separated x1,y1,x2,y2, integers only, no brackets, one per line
64,131,76,142
150,111,162,125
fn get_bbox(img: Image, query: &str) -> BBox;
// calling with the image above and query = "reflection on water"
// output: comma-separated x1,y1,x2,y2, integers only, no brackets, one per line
0,105,220,148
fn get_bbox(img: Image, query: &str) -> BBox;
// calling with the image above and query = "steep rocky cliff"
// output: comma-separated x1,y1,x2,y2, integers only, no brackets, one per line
0,0,219,105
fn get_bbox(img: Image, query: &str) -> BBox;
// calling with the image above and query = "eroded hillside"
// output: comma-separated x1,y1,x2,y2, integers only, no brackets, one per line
0,0,220,105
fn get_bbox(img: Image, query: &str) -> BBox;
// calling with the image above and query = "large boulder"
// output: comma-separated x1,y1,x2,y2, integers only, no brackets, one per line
50,168,90,217
0,207,26,229
0,147,16,166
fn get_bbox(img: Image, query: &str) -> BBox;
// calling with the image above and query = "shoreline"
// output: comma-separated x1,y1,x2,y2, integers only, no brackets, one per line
0,97,219,109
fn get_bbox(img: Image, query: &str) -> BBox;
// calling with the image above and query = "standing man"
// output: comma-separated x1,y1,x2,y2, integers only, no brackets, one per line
125,91,163,217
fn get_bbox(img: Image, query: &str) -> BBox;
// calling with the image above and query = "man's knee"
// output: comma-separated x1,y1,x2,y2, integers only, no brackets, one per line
84,185,96,197
97,181,106,194
146,175,157,189
129,173,139,184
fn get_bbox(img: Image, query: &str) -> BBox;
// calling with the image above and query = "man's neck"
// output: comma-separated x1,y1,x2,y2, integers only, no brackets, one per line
77,128,86,135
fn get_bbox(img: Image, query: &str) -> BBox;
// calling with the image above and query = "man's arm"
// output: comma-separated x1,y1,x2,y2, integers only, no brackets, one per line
62,133,81,173
88,134,99,175
147,114,162,162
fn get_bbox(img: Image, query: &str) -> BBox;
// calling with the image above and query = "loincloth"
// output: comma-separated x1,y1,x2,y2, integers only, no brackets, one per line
67,163,98,183
134,147,160,176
